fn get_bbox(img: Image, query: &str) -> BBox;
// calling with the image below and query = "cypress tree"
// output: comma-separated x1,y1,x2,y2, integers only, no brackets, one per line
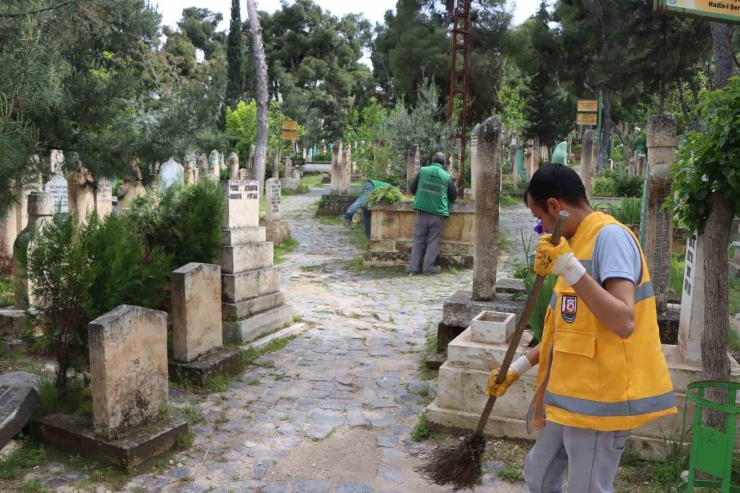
226,0,245,109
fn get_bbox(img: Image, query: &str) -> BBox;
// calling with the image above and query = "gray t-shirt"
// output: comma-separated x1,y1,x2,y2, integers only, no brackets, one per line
591,225,642,286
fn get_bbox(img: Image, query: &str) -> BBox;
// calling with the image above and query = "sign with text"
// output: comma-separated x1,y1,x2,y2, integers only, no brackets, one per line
282,120,298,131
578,100,599,112
655,0,740,24
577,113,598,126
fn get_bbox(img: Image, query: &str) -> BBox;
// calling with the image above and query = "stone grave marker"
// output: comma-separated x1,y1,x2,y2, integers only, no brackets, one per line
172,263,223,362
239,168,249,180
678,236,704,366
95,178,113,220
0,384,40,448
198,153,209,182
170,263,243,385
222,180,260,230
284,157,293,178
89,305,168,440
645,115,677,313
228,152,239,180
209,150,221,180
266,178,281,222
159,158,184,189
330,140,342,193
472,116,502,301
44,174,68,213
470,129,479,199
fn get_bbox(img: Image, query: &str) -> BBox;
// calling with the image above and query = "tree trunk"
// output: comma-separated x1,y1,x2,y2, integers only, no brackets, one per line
246,0,268,196
702,22,737,427
597,90,611,172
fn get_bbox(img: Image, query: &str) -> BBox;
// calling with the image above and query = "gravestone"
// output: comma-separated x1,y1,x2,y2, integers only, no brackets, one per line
637,153,646,176
473,117,502,301
198,153,209,182
184,155,195,185
89,305,168,440
407,145,420,193
527,139,535,179
339,145,351,194
45,150,68,213
0,384,41,449
284,157,293,179
117,160,145,213
95,178,113,220
172,263,223,362
645,115,677,313
30,306,187,467
510,135,519,187
678,236,704,366
0,207,16,257
228,152,239,180
159,158,184,189
220,180,293,343
265,179,281,222
239,168,249,180
730,241,740,278
580,130,595,200
223,180,260,230
470,128,479,199
13,193,54,308
330,141,342,194
262,179,291,245
209,150,221,180
67,163,95,226
170,263,243,386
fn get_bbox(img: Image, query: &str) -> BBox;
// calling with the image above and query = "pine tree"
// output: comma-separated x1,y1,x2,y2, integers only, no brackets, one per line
226,0,245,110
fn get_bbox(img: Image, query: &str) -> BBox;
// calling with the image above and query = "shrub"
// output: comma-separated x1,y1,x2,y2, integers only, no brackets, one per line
592,167,642,198
607,198,641,225
366,186,404,207
28,212,172,389
124,180,225,268
591,176,617,197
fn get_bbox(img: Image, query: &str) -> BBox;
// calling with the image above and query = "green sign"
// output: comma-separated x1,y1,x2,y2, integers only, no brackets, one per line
654,0,740,24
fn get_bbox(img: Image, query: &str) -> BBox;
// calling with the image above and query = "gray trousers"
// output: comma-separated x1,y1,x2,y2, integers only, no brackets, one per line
524,422,629,493
408,211,444,274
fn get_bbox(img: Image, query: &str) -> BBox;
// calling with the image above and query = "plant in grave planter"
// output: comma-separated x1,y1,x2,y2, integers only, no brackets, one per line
366,186,404,207
606,198,641,226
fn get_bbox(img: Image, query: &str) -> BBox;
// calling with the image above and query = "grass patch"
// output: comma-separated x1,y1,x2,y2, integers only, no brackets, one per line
282,184,310,195
0,443,47,479
243,335,296,366
301,174,324,188
500,195,521,207
419,333,440,382
176,406,204,425
497,463,524,482
274,238,299,264
498,231,513,253
21,479,52,493
0,275,13,306
37,378,93,416
410,412,436,441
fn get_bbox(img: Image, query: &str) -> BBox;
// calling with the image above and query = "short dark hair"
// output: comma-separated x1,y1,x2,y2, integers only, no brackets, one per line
523,163,589,211
432,152,446,165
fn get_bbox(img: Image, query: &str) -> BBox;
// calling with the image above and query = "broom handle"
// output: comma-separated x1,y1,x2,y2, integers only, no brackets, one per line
474,211,569,437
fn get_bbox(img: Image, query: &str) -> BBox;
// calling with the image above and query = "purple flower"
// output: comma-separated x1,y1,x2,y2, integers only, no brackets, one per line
534,219,544,235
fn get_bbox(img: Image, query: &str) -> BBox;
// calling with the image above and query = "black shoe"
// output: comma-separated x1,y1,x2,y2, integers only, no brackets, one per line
341,216,354,229
423,266,442,275
405,266,419,275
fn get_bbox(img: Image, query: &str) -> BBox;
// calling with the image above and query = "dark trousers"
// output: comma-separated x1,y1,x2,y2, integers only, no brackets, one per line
408,211,444,274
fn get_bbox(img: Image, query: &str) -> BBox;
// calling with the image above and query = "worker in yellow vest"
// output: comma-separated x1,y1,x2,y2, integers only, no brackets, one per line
487,163,676,492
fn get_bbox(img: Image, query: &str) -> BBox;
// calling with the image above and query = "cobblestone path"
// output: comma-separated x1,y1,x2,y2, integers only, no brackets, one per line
32,188,533,493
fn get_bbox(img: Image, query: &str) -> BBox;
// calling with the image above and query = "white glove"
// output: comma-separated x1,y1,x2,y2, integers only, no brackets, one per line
552,252,587,286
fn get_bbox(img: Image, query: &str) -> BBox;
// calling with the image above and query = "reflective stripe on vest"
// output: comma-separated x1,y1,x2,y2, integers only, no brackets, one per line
544,390,676,417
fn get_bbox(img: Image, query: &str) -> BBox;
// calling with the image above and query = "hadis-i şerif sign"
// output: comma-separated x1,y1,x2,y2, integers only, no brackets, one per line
654,0,740,24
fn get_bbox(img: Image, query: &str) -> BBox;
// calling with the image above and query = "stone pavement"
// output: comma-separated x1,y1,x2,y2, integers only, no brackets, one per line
28,188,533,493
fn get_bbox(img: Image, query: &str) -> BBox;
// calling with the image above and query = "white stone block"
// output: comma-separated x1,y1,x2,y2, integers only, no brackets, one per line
222,180,259,229
221,227,266,246
88,305,168,440
221,243,273,274
222,267,281,303
223,304,294,343
171,263,222,363
470,311,515,344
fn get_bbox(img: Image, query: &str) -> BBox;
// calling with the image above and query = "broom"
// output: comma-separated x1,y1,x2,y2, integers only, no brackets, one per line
416,210,569,491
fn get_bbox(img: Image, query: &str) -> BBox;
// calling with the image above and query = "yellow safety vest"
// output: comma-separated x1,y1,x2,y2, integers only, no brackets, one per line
528,212,677,432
